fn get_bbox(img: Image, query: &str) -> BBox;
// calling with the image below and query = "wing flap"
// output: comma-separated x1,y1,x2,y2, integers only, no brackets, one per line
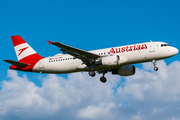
3,59,30,67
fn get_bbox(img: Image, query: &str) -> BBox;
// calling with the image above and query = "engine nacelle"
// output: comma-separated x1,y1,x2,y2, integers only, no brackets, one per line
102,55,119,65
95,55,127,66
112,65,135,76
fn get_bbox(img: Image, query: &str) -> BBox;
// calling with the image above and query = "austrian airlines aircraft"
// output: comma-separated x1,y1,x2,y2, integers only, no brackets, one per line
3,35,178,83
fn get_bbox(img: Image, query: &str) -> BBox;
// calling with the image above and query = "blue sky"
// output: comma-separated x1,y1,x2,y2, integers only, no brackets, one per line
0,0,180,120
1,0,179,80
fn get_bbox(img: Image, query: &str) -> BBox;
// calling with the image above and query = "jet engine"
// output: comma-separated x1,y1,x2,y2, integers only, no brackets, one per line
102,55,119,65
112,65,135,76
95,55,127,66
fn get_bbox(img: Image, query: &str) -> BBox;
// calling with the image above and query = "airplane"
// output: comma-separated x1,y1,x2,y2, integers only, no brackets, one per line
3,35,178,83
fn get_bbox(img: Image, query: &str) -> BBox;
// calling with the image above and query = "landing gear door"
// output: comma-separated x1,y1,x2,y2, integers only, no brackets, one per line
149,42,155,52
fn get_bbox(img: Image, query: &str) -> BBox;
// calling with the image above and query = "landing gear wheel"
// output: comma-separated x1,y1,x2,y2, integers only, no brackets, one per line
100,77,107,83
89,71,96,77
152,60,158,71
154,67,158,71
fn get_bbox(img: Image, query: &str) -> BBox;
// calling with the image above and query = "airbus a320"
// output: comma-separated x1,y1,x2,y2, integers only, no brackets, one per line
3,35,178,83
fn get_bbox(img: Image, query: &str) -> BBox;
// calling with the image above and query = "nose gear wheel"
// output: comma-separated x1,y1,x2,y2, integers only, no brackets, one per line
152,60,158,71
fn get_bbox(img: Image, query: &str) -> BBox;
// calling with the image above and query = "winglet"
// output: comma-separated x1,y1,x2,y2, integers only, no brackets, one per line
47,40,53,45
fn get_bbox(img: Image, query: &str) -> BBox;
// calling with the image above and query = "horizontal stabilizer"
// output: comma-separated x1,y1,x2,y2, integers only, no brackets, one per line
3,59,30,67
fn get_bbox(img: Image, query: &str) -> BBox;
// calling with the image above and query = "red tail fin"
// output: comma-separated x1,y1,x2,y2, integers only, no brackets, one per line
11,35,43,63
9,35,44,72
11,35,26,47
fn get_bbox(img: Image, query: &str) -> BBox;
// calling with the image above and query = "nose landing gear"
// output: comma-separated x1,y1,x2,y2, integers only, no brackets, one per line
152,60,158,71
154,66,158,71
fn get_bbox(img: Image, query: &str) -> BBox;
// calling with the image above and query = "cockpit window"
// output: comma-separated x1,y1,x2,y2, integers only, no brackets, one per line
161,44,170,47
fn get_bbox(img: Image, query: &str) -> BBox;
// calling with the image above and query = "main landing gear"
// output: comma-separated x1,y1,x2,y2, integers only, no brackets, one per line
152,60,158,71
89,71,96,77
100,72,107,83
88,71,107,83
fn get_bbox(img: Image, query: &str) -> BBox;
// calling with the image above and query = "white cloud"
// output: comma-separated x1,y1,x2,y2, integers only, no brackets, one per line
117,60,180,102
77,103,116,119
0,60,180,120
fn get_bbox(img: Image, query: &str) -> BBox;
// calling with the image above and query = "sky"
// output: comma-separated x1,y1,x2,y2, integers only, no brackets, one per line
0,0,180,120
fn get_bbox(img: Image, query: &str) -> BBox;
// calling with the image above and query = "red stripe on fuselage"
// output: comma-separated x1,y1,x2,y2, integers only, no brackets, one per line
10,53,44,72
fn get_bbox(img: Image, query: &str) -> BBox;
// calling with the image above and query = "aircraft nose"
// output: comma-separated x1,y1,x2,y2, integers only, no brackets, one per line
173,48,178,55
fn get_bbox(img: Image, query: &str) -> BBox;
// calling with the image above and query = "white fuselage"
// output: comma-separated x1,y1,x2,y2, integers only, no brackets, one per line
32,42,178,74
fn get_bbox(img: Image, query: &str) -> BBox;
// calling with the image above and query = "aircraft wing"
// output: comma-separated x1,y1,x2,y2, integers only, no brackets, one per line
48,41,100,66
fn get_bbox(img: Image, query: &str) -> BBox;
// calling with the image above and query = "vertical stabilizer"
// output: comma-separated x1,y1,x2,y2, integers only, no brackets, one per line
11,35,43,63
